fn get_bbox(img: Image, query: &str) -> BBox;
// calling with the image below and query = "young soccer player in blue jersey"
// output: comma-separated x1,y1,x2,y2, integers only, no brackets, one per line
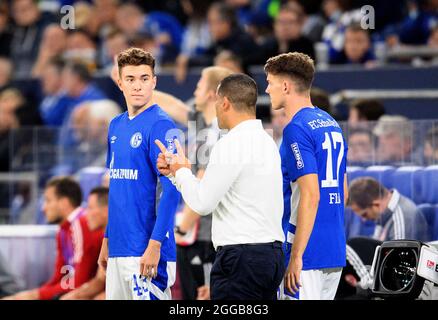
265,52,349,300
97,48,181,300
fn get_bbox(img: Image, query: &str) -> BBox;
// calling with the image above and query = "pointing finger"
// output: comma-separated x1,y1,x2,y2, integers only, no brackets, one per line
154,139,167,154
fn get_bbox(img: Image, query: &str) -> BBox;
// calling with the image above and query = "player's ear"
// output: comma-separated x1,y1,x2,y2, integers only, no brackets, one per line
223,96,231,112
152,75,157,90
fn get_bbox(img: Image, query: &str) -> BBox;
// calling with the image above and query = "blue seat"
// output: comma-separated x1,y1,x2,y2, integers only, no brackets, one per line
392,166,424,204
344,207,375,240
346,166,365,183
77,166,108,202
362,165,396,189
421,165,438,204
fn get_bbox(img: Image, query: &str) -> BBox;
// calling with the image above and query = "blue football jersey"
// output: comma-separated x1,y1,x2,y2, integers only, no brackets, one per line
280,106,348,270
105,104,181,261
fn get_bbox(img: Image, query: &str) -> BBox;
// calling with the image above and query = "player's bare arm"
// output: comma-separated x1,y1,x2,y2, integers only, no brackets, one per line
285,173,320,294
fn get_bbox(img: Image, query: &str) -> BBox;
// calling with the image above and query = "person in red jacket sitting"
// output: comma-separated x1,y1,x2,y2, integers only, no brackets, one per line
4,176,103,300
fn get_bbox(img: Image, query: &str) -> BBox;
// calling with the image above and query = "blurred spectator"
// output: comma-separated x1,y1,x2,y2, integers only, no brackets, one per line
347,128,374,165
330,24,376,65
424,126,438,165
2,177,103,300
428,25,438,47
32,24,67,78
88,0,119,38
128,32,161,70
0,57,13,90
256,4,315,64
101,29,129,73
10,0,55,78
60,186,109,300
348,99,385,128
213,50,244,73
67,99,121,169
61,61,106,123
39,58,72,126
175,0,212,83
0,1,12,57
397,0,438,45
0,251,23,298
310,87,336,117
187,2,258,68
115,3,183,64
64,30,98,72
288,0,326,43
373,115,415,164
348,177,429,242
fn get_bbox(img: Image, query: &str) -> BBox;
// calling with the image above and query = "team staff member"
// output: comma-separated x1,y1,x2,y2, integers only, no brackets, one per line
265,52,348,300
156,74,285,300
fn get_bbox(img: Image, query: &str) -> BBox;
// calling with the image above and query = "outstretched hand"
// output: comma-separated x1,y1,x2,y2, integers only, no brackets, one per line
155,139,191,176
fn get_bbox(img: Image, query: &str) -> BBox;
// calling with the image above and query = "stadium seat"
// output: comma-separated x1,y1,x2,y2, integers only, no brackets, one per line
421,165,438,204
76,166,108,202
346,166,365,183
392,166,424,204
362,166,396,189
344,207,375,240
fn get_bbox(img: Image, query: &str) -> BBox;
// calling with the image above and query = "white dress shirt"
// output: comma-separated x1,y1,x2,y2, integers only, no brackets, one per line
173,119,285,249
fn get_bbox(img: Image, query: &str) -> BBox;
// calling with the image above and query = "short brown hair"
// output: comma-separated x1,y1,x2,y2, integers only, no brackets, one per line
348,177,388,209
264,52,315,93
217,73,258,114
117,47,155,76
46,176,82,208
89,186,109,207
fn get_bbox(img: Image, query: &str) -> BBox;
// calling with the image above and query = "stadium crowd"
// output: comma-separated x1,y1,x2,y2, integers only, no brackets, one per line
0,0,438,301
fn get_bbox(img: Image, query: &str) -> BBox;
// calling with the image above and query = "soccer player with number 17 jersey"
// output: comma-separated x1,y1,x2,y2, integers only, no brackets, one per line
97,48,180,300
265,52,348,300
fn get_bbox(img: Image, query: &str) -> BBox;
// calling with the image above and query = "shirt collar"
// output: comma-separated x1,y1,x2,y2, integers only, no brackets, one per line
67,207,84,223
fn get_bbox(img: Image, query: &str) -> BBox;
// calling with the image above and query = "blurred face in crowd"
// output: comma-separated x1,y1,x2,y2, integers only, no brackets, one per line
376,128,412,161
42,64,62,95
344,29,370,63
71,104,90,142
0,58,12,88
12,0,40,27
424,140,438,164
348,107,360,127
106,33,129,60
42,186,63,224
62,67,80,97
348,131,373,163
274,9,302,42
0,90,23,113
118,64,156,109
428,29,438,48
376,131,411,162
208,7,232,42
271,109,288,136
67,32,96,51
265,73,287,111
41,25,67,55
115,4,144,36
86,193,108,231
194,72,214,112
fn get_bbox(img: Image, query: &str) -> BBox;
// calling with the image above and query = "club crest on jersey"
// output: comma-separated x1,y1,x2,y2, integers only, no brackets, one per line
130,132,142,148
291,143,304,169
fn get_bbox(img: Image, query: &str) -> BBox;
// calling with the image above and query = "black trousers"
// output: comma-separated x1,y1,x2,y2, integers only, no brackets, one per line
177,240,216,300
210,241,285,300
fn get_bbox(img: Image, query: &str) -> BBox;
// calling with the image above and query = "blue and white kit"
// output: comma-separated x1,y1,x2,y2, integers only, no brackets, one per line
279,106,348,300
